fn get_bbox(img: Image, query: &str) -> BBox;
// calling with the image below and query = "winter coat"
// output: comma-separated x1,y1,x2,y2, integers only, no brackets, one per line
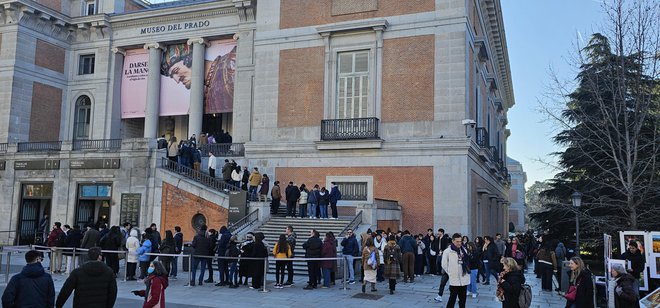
222,162,233,181
622,250,646,279
159,238,175,263
239,240,254,277
1,262,55,308
303,235,322,258
383,241,402,279
307,189,319,204
47,228,64,247
500,270,525,308
341,236,359,256
321,238,337,269
374,237,386,264
329,186,341,203
565,268,594,308
441,246,470,286
484,242,501,271
555,243,567,261
271,185,281,199
143,275,168,308
126,230,140,263
137,239,152,262
399,235,417,254
317,191,330,206
174,232,183,254
362,246,380,270
536,248,557,270
80,228,100,249
259,177,270,195
285,185,300,202
613,273,640,308
217,227,232,256
191,231,211,256
167,142,178,157
231,169,242,182
65,229,83,249
100,232,122,251
299,190,308,205
248,171,262,186
55,261,117,308
286,232,297,257
273,242,292,259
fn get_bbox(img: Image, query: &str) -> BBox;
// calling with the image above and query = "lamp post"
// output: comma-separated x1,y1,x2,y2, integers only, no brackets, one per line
571,191,582,256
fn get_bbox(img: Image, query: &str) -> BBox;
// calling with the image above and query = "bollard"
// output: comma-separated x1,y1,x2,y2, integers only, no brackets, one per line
188,255,192,285
261,257,268,293
342,256,347,290
72,248,76,273
5,251,11,283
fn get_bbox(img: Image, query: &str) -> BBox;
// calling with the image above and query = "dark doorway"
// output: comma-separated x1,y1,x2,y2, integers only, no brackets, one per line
18,183,52,245
75,183,112,229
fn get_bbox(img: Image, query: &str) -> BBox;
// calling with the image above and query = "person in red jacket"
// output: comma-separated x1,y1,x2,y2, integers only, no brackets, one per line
133,261,169,308
46,222,65,273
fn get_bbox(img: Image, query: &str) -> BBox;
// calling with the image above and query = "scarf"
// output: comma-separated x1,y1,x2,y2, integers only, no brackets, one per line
450,244,470,276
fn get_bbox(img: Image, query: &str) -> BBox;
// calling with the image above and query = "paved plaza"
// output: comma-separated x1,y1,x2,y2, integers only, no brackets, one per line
0,256,567,308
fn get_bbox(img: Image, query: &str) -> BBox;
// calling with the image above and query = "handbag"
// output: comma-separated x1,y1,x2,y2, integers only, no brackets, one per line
565,284,578,301
430,249,437,256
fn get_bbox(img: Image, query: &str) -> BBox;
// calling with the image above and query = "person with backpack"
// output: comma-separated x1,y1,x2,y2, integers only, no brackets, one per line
497,257,528,308
361,237,379,293
383,235,402,294
1,250,55,307
47,222,66,274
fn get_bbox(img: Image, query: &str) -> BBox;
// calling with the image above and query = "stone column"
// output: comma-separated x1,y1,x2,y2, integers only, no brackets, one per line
109,47,125,139
143,43,164,139
186,38,208,138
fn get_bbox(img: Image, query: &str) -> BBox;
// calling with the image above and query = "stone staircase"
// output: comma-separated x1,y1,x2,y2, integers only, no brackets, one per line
253,208,356,275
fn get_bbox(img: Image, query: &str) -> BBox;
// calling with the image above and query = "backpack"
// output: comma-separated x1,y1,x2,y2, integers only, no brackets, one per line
518,283,532,308
367,250,377,269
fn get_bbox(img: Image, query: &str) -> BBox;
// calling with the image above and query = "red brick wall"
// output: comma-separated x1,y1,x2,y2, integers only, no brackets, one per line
160,183,229,242
35,39,65,73
37,0,61,12
381,35,435,122
278,47,325,127
275,166,433,234
29,82,62,141
280,0,435,29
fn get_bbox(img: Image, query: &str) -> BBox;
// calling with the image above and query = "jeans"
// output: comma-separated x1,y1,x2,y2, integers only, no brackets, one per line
308,203,317,218
171,256,178,277
322,268,331,287
438,272,449,296
319,204,328,218
249,186,258,200
228,262,238,285
447,285,467,308
344,255,355,281
485,261,499,283
191,257,207,284
469,269,478,293
299,204,307,218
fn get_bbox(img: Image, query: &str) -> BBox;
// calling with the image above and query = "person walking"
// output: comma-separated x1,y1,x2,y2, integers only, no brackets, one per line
399,231,417,283
190,225,210,286
302,230,323,290
273,234,292,289
270,181,282,215
497,257,525,308
133,261,169,308
2,250,55,307
341,228,359,284
441,233,470,308
328,182,341,219
610,263,640,308
564,256,594,308
126,229,140,280
56,247,117,308
284,226,297,286
361,237,380,293
383,235,402,294
321,232,337,288
483,236,501,285
536,242,557,292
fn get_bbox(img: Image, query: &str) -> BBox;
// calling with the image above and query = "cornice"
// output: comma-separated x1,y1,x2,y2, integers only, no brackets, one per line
482,0,515,110
111,7,238,29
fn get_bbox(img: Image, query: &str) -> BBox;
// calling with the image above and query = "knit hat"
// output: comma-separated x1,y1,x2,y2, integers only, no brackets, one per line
611,263,626,276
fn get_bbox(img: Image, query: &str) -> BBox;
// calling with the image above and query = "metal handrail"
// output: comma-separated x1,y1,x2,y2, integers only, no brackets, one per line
199,143,245,157
339,210,363,237
17,141,62,152
160,157,240,192
72,139,122,151
228,209,259,234
320,117,380,141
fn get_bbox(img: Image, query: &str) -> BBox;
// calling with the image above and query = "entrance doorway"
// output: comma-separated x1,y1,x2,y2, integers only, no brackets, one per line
75,183,112,229
18,183,53,245
202,113,232,141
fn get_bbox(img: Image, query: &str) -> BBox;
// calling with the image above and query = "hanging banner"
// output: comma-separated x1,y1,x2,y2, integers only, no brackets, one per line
120,49,149,118
203,40,236,114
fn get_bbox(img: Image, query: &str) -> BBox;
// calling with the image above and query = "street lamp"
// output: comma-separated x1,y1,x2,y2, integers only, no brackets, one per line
571,191,582,256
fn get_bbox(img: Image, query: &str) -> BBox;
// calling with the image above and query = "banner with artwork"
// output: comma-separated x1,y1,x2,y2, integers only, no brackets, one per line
159,39,236,116
120,49,149,118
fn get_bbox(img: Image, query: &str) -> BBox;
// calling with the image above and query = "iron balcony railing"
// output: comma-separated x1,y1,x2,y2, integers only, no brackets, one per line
160,157,240,193
321,117,380,141
199,143,245,157
17,141,62,152
0,143,7,152
228,208,259,234
475,127,489,147
72,139,122,151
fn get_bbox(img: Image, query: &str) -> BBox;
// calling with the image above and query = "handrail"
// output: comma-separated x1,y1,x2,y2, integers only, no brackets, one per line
160,157,240,192
228,209,259,234
72,139,122,151
320,117,380,141
199,143,245,157
339,210,363,237
17,141,62,152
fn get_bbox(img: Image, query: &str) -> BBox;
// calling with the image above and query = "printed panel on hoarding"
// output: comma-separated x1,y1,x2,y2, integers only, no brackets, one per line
121,49,149,118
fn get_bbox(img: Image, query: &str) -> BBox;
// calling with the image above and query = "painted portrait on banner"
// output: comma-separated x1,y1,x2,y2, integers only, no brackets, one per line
120,49,149,118
159,39,236,116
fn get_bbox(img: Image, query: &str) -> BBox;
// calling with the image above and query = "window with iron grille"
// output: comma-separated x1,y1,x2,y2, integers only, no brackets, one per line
335,182,368,201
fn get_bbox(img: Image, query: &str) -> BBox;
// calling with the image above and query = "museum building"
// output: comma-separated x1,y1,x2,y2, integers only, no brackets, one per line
0,0,514,244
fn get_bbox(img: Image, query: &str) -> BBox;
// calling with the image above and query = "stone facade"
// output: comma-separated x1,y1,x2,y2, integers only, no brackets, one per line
0,0,515,241
507,157,526,232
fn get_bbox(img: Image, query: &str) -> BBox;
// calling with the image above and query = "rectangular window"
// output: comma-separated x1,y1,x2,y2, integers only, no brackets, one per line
335,182,368,201
336,51,369,119
84,1,96,16
78,54,95,75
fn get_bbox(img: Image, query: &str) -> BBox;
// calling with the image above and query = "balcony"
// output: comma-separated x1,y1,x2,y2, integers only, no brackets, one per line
72,139,122,151
320,117,380,141
475,127,489,147
17,141,62,152
199,143,245,157
0,143,7,153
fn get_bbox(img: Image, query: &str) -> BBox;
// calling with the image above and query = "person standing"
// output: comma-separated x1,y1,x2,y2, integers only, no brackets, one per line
415,234,427,277
226,236,241,288
250,233,269,290
222,159,233,184
399,231,417,283
190,225,210,286
302,230,323,290
536,242,557,292
341,228,359,284
167,136,178,162
204,229,218,284
158,230,175,276
270,181,282,215
2,250,55,307
374,232,386,282
56,247,117,308
248,167,262,201
361,237,379,293
241,166,250,191
565,256,594,308
610,263,640,308
64,225,82,275
216,226,232,286
307,184,319,219
137,233,153,280
318,187,330,219
494,233,506,257
328,182,341,219
320,232,337,288
497,257,525,308
100,226,122,277
259,174,270,202
383,235,402,294
298,184,309,218
621,241,646,280
482,236,501,285
284,226,297,286
46,222,65,274
208,151,217,178
441,233,470,308
171,226,183,280
466,242,480,298
284,182,300,218
133,260,169,308
38,214,49,244
192,145,202,172
273,234,292,289
126,229,140,281
231,165,243,188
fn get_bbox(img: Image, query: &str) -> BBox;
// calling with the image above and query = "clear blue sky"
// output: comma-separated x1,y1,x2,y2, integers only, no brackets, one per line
501,1,606,188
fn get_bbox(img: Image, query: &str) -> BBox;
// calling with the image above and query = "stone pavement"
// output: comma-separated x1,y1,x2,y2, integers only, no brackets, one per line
0,259,568,307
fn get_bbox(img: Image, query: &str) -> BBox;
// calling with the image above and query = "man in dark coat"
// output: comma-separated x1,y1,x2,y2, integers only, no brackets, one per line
56,247,117,308
302,229,323,290
222,159,233,184
215,226,232,286
190,225,211,286
80,224,100,264
621,240,646,279
285,182,300,218
328,182,342,219
2,250,55,307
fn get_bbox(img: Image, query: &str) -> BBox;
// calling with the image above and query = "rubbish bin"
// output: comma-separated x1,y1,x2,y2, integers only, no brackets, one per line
182,245,192,272
560,260,571,292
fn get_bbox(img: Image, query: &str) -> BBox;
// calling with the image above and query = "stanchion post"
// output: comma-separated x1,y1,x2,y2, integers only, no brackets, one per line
342,256,347,290
124,251,129,282
188,254,192,285
261,257,268,293
5,251,11,283
72,248,76,272
0,253,3,274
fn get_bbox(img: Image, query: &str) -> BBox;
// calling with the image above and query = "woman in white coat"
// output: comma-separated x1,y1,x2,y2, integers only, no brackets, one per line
126,229,140,280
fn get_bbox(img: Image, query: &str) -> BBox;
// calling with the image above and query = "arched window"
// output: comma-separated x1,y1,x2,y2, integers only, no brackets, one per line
74,95,91,140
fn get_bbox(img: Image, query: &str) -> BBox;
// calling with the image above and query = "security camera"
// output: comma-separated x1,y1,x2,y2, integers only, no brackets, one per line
462,119,476,127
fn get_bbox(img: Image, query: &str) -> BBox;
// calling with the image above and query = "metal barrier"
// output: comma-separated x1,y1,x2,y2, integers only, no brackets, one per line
228,208,259,234
31,245,129,281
